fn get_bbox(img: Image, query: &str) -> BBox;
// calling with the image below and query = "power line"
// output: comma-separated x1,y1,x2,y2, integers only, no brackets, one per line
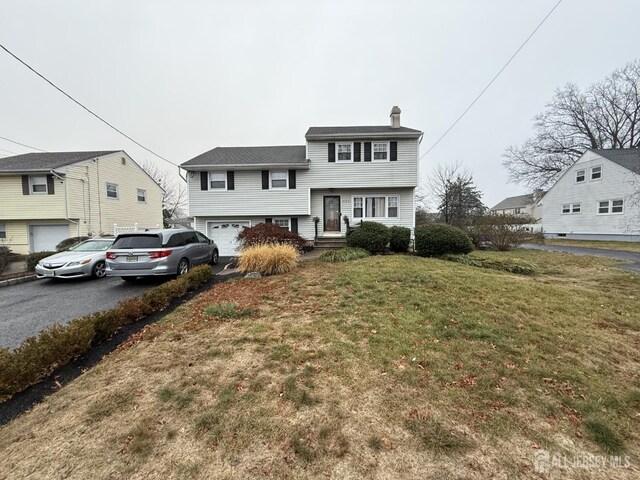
421,0,563,159
0,147,20,155
0,135,47,152
0,43,179,168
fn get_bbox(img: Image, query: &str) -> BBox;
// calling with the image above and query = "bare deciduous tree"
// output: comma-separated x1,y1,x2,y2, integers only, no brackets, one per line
504,59,640,189
428,162,486,227
141,161,187,227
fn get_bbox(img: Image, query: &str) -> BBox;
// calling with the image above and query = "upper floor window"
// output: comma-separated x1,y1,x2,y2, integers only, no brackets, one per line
209,172,227,190
373,142,388,161
0,223,6,239
106,182,118,199
575,169,585,183
270,170,288,189
598,199,623,214
337,143,352,162
30,176,48,194
563,203,581,214
274,218,290,230
514,207,522,214
591,166,602,180
137,188,147,203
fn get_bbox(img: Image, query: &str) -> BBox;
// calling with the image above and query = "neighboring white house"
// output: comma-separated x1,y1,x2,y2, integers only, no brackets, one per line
0,151,164,253
181,106,423,256
541,148,640,241
490,192,543,220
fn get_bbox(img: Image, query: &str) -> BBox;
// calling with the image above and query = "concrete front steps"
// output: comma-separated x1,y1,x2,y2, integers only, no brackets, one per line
314,236,347,250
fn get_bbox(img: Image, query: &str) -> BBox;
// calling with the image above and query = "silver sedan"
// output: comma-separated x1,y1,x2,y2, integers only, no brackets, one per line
35,238,114,280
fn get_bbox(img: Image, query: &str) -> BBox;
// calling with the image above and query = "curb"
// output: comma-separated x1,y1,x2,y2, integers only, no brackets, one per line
0,275,36,289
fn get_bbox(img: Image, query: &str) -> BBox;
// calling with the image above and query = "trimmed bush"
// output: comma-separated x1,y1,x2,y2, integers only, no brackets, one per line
0,246,11,275
440,254,538,275
56,236,90,252
238,243,299,275
414,224,473,257
346,221,389,253
319,247,370,263
237,223,306,250
389,226,411,253
0,264,213,400
26,251,57,271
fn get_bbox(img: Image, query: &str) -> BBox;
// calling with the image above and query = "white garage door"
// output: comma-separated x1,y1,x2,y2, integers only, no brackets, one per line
31,225,70,252
208,222,249,256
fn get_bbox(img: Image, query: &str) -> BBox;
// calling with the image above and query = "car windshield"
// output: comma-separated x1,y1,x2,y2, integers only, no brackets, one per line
69,240,114,252
111,234,162,249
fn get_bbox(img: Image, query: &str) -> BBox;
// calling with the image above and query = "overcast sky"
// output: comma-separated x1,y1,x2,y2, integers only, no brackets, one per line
1,0,639,208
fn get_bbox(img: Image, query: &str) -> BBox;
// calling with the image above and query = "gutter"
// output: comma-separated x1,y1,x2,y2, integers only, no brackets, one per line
181,162,311,171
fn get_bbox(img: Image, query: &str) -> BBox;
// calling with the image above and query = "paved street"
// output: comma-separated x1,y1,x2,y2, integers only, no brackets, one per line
521,243,640,273
0,259,230,350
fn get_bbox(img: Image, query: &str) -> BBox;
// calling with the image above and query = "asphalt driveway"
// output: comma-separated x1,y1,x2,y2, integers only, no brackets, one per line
521,243,640,273
0,258,230,350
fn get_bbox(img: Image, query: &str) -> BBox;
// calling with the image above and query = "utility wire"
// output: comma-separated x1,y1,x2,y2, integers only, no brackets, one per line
0,135,47,152
421,0,563,159
0,43,179,167
0,147,20,155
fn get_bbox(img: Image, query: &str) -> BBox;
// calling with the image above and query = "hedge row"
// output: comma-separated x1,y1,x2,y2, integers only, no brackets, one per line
0,265,213,400
26,251,57,271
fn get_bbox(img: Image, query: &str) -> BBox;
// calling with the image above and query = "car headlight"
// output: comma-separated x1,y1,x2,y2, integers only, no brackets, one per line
66,259,91,266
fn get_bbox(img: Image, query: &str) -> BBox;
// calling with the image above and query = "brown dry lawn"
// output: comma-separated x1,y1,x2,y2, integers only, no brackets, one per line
0,250,639,479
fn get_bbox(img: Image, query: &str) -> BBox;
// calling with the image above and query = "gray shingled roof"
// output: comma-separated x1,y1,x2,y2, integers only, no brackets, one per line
305,126,423,139
592,148,640,174
0,151,118,173
491,194,534,211
181,146,307,168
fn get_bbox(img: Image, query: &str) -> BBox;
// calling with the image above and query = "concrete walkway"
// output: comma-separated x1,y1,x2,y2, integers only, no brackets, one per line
521,243,640,273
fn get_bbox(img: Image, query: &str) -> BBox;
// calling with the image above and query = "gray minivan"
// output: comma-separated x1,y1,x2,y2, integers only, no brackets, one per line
105,229,218,281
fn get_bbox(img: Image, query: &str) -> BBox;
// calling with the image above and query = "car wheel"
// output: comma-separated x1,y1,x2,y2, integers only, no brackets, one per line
211,249,219,265
177,258,189,276
92,261,107,278
122,277,137,283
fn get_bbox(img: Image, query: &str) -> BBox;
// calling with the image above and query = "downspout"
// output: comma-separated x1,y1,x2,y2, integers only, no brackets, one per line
50,170,80,237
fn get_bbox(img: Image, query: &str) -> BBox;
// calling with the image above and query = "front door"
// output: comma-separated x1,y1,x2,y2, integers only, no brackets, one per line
323,196,341,233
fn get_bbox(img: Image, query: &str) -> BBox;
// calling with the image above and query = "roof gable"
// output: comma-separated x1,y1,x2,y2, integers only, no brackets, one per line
0,151,118,173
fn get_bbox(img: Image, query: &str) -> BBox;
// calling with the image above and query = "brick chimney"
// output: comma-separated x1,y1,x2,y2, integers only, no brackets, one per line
390,106,401,128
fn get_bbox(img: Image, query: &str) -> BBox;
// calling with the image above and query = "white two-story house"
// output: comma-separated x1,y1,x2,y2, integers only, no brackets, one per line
541,148,640,241
181,107,423,256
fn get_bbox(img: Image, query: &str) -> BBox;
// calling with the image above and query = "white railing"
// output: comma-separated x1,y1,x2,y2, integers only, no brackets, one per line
113,223,161,235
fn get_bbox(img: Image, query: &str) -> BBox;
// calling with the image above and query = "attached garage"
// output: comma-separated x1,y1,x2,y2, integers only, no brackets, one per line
30,224,70,252
207,221,249,256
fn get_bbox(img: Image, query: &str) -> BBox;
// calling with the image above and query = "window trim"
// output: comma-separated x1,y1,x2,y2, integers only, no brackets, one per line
590,165,602,181
336,142,354,163
575,169,586,183
106,182,119,200
270,170,289,190
30,175,48,195
0,223,6,239
208,171,227,191
596,199,624,215
561,203,581,214
352,195,399,219
273,217,291,231
137,188,147,203
372,141,390,162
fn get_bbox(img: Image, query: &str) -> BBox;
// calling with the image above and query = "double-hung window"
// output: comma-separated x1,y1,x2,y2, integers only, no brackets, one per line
137,189,147,203
611,199,624,213
563,203,581,214
373,142,388,161
353,197,363,218
274,218,290,230
598,199,624,214
353,195,399,219
106,182,118,199
270,170,288,189
388,196,398,217
209,172,226,190
591,166,602,180
0,223,6,239
31,176,48,194
337,143,352,162
575,169,585,183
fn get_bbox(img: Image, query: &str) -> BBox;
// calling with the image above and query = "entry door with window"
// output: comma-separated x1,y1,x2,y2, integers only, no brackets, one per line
323,196,341,233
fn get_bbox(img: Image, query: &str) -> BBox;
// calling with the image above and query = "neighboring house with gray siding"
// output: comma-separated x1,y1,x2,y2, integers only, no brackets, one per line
490,193,542,221
541,148,640,241
181,107,423,256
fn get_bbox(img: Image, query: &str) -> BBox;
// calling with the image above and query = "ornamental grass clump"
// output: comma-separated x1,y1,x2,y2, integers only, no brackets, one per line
238,243,299,275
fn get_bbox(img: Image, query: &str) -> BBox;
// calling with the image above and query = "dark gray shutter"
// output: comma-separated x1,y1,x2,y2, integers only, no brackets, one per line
328,143,336,162
227,171,235,190
200,172,208,190
390,141,397,161
290,217,298,234
262,170,269,189
22,175,30,195
354,142,361,162
364,142,371,162
46,175,55,195
265,218,272,223
288,170,296,189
